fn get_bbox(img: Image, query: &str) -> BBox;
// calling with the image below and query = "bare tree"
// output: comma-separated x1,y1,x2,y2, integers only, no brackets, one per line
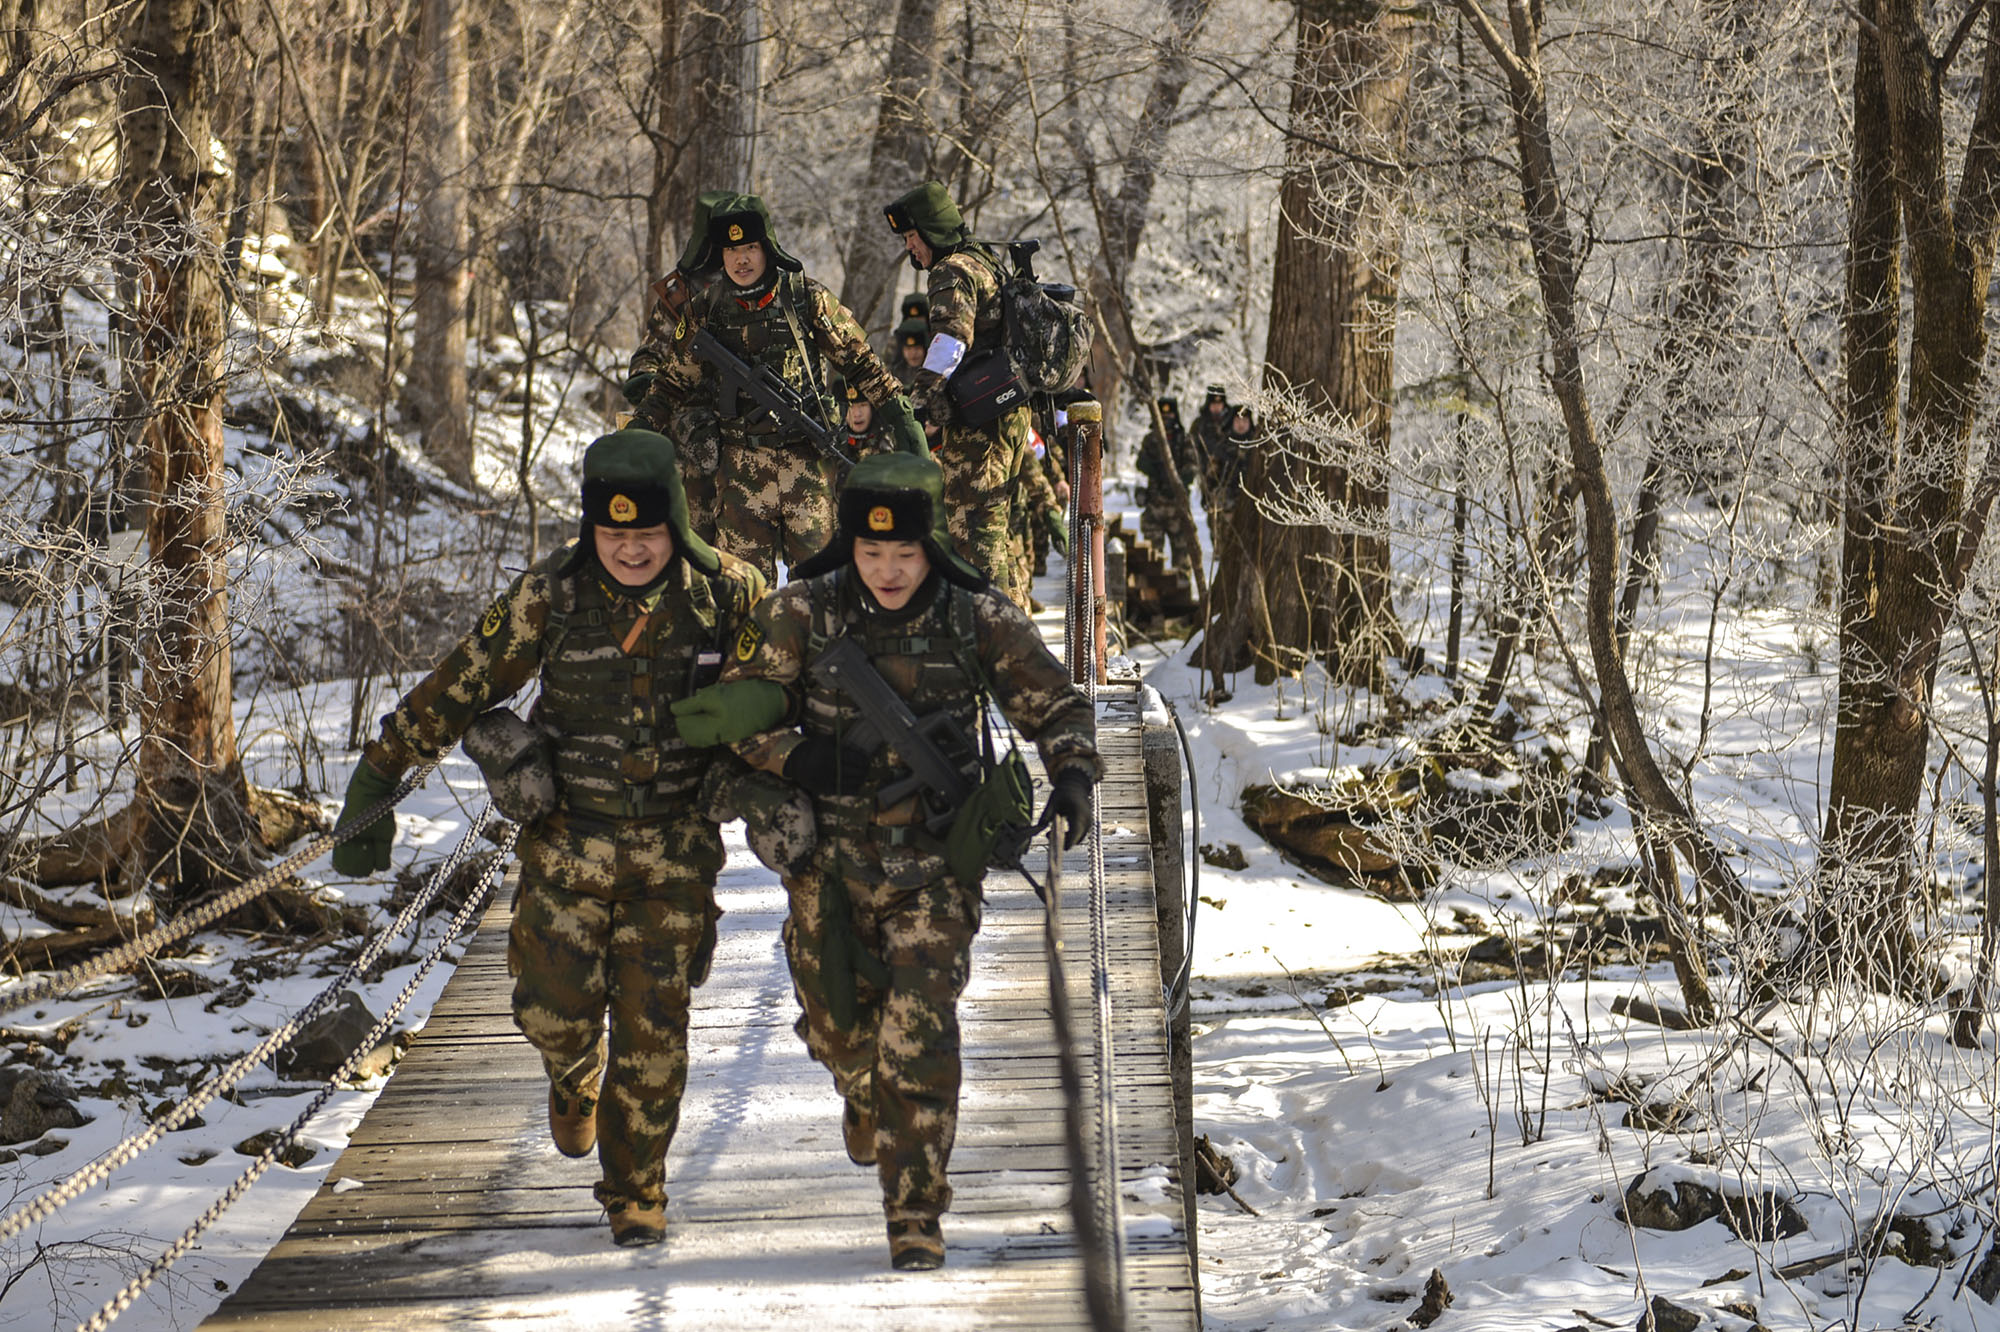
405,0,474,484
837,0,947,331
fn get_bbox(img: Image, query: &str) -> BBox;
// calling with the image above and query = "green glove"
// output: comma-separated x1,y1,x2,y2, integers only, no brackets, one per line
877,395,930,458
1044,509,1070,557
331,759,399,876
671,679,789,746
619,371,654,407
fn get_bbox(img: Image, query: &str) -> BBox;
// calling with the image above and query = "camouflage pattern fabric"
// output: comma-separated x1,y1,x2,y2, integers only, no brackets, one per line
508,809,719,1211
1012,446,1062,593
936,406,1032,610
365,544,767,793
779,850,977,1223
1137,427,1202,574
722,569,1100,1225
628,283,719,538
362,540,763,1220
906,246,1006,427
1191,407,1231,503
716,440,841,584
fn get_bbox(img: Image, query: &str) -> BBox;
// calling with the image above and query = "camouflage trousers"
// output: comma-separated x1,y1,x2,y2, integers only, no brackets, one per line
680,425,720,546
938,405,1031,611
507,808,723,1212
780,838,980,1224
1140,491,1201,574
717,434,840,584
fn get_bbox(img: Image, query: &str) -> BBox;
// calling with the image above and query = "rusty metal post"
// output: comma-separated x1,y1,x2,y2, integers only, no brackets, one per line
1067,400,1107,685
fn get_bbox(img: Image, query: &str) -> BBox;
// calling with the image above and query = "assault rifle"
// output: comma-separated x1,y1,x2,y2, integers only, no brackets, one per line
646,268,855,470
810,636,974,828
809,636,1037,873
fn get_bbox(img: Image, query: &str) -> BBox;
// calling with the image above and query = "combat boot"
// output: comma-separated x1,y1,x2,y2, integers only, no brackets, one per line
608,1199,666,1247
887,1217,945,1271
842,1096,876,1166
548,1083,598,1158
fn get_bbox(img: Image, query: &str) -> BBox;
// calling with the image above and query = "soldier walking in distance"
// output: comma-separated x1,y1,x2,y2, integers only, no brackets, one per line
833,375,895,457
1189,384,1232,504
633,194,925,583
884,180,1035,609
1139,395,1202,573
330,430,777,1248
889,316,929,391
722,453,1099,1270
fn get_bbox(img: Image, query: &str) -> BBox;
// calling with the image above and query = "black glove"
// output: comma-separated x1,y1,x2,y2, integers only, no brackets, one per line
783,736,874,797
331,759,399,876
1037,768,1095,850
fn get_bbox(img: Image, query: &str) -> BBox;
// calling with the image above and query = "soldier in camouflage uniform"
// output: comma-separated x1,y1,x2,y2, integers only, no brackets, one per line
633,194,924,584
883,181,1034,611
722,453,1099,1270
1189,384,1231,505
889,317,929,392
331,430,774,1248
833,375,895,458
1011,427,1067,600
1138,395,1202,573
624,190,734,539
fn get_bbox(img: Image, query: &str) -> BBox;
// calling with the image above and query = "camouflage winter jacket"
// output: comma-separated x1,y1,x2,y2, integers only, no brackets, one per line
365,543,768,820
720,568,1098,835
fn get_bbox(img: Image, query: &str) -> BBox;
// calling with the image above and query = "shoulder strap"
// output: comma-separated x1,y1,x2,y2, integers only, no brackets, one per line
541,567,581,659
775,273,834,430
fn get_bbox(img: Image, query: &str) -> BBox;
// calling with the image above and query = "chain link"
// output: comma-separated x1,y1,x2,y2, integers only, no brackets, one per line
75,823,516,1332
0,794,489,1250
0,761,439,1018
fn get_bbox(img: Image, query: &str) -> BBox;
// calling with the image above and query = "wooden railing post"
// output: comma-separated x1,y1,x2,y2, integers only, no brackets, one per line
1067,400,1107,686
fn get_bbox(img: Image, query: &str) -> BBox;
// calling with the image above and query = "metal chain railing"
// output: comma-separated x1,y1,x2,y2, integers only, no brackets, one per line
0,796,494,1249
0,760,439,1018
1046,404,1128,1332
74,822,516,1332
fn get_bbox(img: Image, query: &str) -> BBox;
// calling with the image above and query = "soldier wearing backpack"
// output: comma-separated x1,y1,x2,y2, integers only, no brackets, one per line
328,430,778,1249
882,181,1041,609
718,452,1099,1270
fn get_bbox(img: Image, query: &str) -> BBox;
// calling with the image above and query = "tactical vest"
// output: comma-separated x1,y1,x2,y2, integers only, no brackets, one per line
699,274,835,443
533,566,726,821
802,570,989,837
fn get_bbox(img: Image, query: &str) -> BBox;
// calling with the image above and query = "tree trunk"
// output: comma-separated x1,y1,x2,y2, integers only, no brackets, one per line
837,0,945,334
1822,4,2000,991
1210,0,1412,685
116,0,256,896
406,0,473,485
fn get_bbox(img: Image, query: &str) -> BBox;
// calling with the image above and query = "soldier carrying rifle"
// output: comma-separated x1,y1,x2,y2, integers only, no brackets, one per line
713,452,1099,1270
630,194,926,584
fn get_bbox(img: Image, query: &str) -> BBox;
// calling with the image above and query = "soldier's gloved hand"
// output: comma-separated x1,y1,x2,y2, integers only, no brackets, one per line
784,736,874,797
619,371,654,408
1036,767,1095,850
878,395,930,458
672,679,789,747
1045,511,1070,557
331,759,399,876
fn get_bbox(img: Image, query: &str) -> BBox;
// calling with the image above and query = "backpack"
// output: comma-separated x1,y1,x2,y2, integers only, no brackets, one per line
998,240,1092,394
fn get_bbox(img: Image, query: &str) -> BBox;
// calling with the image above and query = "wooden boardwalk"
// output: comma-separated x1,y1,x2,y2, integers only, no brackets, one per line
201,684,1199,1331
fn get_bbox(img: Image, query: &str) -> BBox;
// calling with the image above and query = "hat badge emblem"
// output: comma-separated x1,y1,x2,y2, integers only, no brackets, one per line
867,505,895,532
727,222,744,241
608,494,637,523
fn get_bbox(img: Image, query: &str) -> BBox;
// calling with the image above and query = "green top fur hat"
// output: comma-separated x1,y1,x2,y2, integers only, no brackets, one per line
691,193,803,276
676,189,736,274
883,181,970,252
795,452,985,588
900,291,930,321
576,428,721,576
894,316,928,350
